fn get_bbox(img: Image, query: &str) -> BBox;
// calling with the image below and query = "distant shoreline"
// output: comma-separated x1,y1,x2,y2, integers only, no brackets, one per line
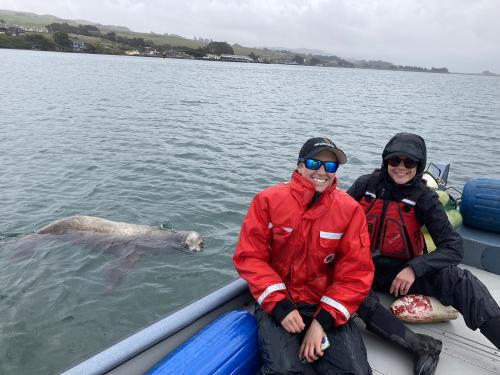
1,10,497,76
0,11,455,74
0,45,451,74
4,45,500,78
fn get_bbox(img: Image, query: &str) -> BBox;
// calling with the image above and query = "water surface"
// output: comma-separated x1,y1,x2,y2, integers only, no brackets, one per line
1,49,499,374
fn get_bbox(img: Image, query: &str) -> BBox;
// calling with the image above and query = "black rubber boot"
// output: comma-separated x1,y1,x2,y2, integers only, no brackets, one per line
366,321,442,375
366,323,442,375
362,305,442,375
480,317,500,349
412,334,442,375
358,293,443,374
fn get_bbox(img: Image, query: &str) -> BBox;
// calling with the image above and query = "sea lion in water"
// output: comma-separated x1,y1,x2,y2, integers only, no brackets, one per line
36,215,204,252
2,216,203,292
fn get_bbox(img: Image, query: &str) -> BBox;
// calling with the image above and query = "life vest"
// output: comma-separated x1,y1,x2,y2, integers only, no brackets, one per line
359,185,425,260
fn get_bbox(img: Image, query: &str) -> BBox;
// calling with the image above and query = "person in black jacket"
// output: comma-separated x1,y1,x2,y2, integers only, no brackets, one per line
348,132,500,375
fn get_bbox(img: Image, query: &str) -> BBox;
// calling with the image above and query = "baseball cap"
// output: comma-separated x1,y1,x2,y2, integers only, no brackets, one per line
298,137,347,164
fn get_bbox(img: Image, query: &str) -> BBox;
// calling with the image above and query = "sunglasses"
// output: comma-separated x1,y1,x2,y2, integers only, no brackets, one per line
387,156,418,169
299,158,339,173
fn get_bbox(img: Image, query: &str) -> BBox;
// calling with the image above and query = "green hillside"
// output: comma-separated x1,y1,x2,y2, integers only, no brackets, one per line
1,8,445,72
0,9,286,60
0,9,69,27
0,9,247,52
0,9,130,32
114,30,205,49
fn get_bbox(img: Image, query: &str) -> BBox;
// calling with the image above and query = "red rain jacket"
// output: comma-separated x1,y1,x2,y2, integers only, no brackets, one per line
233,171,374,327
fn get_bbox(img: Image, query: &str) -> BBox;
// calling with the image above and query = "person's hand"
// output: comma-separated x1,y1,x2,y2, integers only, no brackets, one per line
281,309,305,333
299,319,325,363
390,266,416,297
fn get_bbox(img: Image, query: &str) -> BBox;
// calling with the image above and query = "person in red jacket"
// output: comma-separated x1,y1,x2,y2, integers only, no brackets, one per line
233,137,374,374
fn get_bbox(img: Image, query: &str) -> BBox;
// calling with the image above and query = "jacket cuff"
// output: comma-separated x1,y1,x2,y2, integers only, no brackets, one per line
315,308,334,331
271,298,296,323
407,260,424,278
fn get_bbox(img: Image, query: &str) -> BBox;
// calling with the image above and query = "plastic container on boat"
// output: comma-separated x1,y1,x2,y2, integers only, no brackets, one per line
460,178,500,234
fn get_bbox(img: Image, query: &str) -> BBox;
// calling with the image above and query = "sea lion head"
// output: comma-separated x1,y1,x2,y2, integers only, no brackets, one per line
183,231,204,252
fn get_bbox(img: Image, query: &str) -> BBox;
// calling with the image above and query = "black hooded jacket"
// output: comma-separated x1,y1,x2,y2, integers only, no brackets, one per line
347,133,463,278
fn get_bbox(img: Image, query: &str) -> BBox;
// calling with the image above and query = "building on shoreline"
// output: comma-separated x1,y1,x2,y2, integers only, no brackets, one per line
219,54,254,63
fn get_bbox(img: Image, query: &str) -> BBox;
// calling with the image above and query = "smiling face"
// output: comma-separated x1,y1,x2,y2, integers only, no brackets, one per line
297,150,337,193
387,157,417,185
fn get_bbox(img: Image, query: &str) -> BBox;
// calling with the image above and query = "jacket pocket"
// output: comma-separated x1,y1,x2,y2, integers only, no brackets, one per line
380,218,410,258
319,231,342,251
316,231,342,266
270,226,294,277
270,226,294,253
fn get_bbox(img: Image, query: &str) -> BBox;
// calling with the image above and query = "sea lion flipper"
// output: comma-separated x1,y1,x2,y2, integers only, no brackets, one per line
105,251,143,292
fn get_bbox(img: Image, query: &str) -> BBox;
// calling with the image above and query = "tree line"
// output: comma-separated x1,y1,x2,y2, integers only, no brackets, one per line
47,22,100,37
0,31,72,52
0,22,241,57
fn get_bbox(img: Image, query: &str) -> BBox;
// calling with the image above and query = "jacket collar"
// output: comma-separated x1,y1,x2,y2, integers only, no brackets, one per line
375,169,425,201
289,170,338,212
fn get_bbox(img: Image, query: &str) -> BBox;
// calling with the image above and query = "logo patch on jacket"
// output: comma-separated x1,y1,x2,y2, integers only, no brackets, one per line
324,253,335,263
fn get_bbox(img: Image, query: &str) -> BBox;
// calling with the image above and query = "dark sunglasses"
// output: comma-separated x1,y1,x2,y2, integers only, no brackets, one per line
299,158,339,173
387,156,418,169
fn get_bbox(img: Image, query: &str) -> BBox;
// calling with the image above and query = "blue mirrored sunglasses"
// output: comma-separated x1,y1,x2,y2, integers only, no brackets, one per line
299,158,339,173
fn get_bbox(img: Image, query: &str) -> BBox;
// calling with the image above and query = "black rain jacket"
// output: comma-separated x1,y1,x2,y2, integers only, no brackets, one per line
347,133,463,278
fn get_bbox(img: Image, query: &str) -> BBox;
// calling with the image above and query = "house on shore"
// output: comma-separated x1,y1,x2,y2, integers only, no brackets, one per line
71,40,86,51
219,54,254,63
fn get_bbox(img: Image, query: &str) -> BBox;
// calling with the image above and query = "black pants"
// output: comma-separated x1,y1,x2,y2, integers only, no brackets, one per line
363,262,500,330
255,304,372,375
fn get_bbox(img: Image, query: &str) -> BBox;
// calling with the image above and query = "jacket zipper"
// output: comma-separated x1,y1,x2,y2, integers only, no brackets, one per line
397,204,415,258
374,199,389,252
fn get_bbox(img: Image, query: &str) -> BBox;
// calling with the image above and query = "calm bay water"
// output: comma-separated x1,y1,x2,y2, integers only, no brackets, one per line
1,49,499,374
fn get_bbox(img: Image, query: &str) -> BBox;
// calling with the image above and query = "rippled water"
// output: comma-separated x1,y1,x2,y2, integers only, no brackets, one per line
1,49,499,374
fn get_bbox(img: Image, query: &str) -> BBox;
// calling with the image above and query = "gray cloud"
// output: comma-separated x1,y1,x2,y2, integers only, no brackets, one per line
1,0,499,72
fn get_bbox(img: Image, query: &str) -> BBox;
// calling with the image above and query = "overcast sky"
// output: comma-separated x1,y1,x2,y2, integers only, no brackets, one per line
1,0,499,73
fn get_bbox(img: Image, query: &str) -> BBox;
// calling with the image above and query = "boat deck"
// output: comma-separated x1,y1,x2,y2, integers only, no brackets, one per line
364,265,499,374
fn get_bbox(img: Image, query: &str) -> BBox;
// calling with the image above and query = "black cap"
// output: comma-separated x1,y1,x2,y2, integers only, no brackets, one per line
298,137,347,164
